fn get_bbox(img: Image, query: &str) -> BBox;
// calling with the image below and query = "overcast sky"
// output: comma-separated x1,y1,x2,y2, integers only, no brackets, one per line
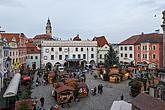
0,0,165,43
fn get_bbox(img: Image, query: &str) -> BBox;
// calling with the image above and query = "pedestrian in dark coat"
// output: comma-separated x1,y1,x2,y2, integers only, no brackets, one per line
98,84,100,94
40,97,45,107
100,84,103,94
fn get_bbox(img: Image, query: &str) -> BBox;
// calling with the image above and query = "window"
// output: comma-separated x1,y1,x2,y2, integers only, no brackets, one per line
138,46,140,50
152,45,156,50
13,52,14,56
75,48,78,51
44,56,47,60
45,49,49,53
130,54,132,58
35,56,38,59
83,54,86,59
10,52,11,56
78,54,81,58
65,55,68,59
81,48,83,51
59,47,62,51
143,54,147,58
145,54,147,58
129,46,132,50
125,54,127,58
152,54,156,59
73,54,76,58
51,55,54,60
59,55,62,60
120,47,123,51
91,54,94,58
125,47,127,51
91,48,94,51
138,54,140,58
145,46,147,50
51,48,54,51
31,56,33,59
121,53,123,57
100,54,102,59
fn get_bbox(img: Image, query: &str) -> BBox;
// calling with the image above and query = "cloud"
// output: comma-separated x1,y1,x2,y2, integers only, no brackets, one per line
0,0,23,7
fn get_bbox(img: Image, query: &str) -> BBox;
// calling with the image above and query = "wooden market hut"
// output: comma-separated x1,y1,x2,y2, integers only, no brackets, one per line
54,85,75,104
109,73,122,83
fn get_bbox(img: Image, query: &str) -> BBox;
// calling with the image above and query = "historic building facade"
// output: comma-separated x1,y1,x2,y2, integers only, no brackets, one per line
0,33,27,72
26,43,40,70
93,36,110,65
41,40,97,70
119,36,137,64
119,33,163,68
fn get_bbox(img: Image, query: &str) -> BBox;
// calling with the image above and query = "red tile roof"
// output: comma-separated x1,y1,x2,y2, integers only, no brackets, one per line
33,34,53,40
93,36,108,47
132,93,165,110
55,85,74,93
26,43,40,54
0,33,27,43
73,34,81,41
120,33,163,45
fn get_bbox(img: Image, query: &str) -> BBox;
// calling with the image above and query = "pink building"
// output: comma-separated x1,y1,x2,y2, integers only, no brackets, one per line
134,33,163,69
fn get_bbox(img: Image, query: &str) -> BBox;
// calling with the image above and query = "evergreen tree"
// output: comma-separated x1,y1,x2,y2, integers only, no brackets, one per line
104,45,119,68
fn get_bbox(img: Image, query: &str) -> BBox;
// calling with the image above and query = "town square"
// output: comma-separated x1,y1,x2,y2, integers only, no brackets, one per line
0,0,165,110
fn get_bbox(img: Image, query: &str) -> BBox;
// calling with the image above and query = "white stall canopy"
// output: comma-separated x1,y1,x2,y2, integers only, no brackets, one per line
3,73,21,98
110,101,132,110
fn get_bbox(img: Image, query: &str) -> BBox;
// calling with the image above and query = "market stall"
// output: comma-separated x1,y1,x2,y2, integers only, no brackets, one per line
54,85,75,104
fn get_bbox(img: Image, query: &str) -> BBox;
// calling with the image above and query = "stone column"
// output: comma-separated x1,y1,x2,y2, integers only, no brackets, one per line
161,10,165,67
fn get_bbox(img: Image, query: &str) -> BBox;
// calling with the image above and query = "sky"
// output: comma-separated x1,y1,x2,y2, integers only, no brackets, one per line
0,0,165,43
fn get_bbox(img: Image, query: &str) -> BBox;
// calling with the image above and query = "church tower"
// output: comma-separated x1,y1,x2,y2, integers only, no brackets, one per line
161,10,165,67
46,18,52,36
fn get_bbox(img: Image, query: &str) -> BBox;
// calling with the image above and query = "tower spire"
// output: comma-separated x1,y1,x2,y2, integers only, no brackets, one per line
46,17,52,36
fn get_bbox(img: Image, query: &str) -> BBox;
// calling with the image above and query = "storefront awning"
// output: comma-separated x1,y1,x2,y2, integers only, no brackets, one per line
3,73,21,98
65,58,83,62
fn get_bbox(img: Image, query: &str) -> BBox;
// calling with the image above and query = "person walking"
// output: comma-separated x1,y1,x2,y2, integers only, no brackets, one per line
100,84,103,94
40,97,45,107
98,84,100,94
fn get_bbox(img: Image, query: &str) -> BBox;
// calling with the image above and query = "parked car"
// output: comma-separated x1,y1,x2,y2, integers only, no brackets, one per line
58,66,64,72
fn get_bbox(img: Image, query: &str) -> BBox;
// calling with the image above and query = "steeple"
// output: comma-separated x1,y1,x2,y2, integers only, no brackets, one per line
46,18,52,36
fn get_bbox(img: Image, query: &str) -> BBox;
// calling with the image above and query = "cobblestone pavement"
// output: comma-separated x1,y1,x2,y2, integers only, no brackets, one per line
31,71,133,110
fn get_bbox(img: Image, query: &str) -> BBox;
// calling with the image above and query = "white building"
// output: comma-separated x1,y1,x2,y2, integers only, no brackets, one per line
26,43,40,70
111,43,119,59
119,36,137,64
41,40,97,70
93,36,109,65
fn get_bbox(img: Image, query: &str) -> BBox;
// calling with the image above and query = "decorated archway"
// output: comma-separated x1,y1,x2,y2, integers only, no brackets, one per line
80,60,87,68
46,62,52,71
90,60,96,67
